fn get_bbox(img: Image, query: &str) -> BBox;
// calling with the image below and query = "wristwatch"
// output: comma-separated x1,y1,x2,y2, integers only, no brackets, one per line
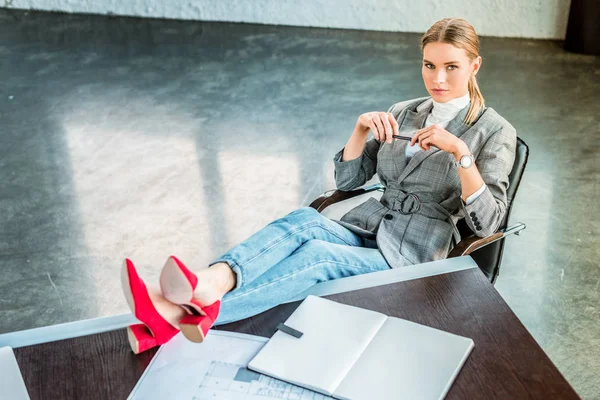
456,154,475,169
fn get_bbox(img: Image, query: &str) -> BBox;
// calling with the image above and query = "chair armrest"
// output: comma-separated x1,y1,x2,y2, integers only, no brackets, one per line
309,183,384,213
448,222,527,257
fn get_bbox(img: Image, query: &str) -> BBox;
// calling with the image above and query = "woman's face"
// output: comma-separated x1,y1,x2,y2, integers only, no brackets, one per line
421,42,481,103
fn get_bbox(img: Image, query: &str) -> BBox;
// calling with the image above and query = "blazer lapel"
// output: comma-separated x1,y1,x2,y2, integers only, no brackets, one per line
397,102,472,182
400,101,433,134
387,99,433,177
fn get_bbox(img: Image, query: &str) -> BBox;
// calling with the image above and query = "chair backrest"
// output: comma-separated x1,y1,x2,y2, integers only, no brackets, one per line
456,136,529,283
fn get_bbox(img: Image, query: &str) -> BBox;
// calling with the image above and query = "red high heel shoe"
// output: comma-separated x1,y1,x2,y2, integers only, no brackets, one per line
127,324,159,354
121,258,180,351
160,255,221,343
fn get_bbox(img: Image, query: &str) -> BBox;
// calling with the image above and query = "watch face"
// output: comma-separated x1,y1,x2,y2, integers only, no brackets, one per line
460,155,473,168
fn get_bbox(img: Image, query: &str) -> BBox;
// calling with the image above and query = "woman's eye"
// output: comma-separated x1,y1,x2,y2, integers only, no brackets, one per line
447,65,457,70
425,63,434,69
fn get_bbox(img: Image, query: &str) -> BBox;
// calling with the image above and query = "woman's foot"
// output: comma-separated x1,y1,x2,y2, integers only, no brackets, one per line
160,256,235,313
159,256,235,343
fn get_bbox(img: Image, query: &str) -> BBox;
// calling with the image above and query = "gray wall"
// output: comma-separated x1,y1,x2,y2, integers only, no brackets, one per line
3,0,572,39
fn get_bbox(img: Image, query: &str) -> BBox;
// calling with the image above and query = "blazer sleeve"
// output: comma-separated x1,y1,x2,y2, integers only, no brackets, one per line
332,103,404,191
460,125,517,237
332,138,381,191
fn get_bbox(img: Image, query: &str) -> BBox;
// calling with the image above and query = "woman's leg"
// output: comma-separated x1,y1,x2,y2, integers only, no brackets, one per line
213,239,390,326
207,206,366,289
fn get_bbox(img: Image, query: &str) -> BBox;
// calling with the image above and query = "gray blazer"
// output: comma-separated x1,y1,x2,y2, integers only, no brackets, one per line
332,96,517,268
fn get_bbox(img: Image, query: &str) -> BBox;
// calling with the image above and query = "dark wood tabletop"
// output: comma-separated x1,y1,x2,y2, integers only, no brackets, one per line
14,267,580,399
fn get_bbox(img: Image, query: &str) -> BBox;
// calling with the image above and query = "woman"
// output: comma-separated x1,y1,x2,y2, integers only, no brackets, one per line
121,17,517,353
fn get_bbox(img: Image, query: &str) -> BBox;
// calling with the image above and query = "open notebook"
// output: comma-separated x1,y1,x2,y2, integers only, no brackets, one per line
248,295,474,400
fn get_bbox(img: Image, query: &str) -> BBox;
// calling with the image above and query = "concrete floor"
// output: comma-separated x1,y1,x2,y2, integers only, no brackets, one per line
0,8,598,398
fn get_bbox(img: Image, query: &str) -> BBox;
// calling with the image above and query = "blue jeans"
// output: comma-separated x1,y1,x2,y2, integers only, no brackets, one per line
208,207,391,325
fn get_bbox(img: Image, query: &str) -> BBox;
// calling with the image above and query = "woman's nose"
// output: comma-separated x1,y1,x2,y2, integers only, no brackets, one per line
433,71,447,84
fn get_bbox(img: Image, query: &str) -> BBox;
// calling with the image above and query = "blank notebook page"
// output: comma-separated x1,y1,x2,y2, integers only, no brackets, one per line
333,317,475,400
247,295,387,395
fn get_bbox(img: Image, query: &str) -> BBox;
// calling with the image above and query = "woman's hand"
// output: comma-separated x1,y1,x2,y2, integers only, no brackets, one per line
410,124,468,156
356,112,399,144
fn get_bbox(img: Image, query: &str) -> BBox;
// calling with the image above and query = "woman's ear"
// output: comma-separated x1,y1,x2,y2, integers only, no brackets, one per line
472,56,482,75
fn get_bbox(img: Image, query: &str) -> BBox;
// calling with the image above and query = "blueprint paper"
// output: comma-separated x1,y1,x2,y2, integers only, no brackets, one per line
127,330,333,400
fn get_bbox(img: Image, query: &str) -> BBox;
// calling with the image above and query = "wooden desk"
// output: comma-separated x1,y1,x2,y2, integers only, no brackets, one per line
13,267,580,399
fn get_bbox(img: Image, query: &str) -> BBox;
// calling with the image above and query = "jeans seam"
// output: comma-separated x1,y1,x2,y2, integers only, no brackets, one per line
224,259,383,302
240,220,359,269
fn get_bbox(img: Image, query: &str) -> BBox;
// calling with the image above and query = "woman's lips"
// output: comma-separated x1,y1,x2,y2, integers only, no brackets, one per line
432,89,448,93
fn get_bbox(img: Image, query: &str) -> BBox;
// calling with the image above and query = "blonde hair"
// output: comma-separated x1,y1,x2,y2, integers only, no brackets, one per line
421,18,485,125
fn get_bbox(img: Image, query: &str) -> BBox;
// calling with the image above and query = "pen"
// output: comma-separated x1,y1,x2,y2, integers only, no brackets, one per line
392,135,412,141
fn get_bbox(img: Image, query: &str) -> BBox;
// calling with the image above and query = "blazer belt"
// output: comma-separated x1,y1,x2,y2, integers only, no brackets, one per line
382,189,451,220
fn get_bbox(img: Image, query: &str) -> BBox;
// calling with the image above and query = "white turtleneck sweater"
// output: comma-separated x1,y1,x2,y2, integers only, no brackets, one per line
406,92,486,204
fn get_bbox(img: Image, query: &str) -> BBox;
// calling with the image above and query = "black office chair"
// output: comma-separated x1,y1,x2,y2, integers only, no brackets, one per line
309,137,529,284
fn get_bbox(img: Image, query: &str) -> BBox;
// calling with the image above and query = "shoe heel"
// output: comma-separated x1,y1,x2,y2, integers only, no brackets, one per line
127,324,159,354
179,301,221,343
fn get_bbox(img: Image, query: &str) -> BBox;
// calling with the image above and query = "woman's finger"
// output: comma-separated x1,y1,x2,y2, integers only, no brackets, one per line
420,136,432,151
410,125,434,146
371,119,384,141
369,119,380,141
380,113,393,143
416,130,434,147
368,119,378,141
372,116,384,141
387,113,399,137
410,131,420,146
